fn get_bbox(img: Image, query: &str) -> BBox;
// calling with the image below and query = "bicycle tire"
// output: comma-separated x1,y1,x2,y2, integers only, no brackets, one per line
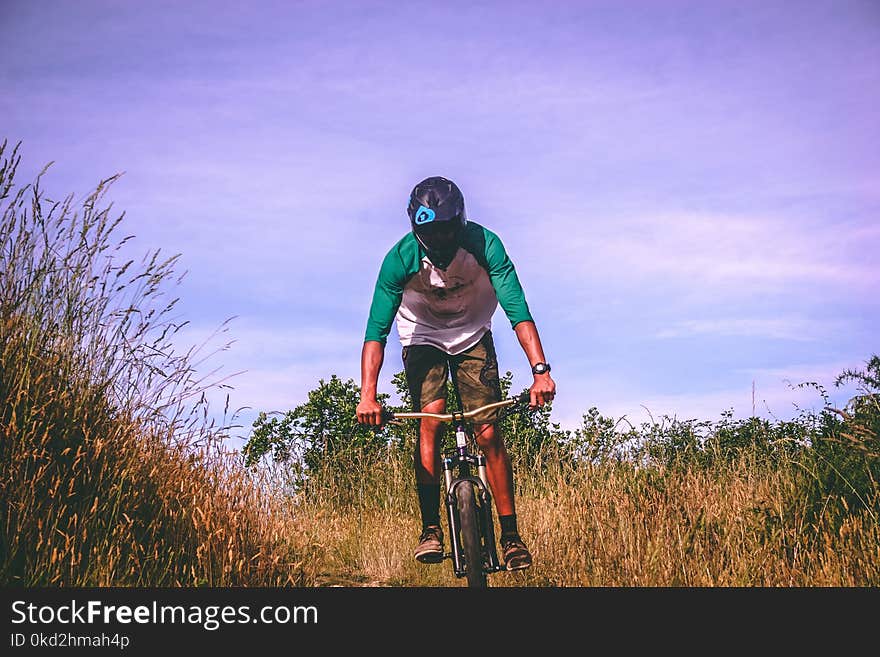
456,481,487,588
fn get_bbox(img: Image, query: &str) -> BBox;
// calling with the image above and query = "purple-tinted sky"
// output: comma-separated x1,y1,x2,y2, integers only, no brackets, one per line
3,0,878,443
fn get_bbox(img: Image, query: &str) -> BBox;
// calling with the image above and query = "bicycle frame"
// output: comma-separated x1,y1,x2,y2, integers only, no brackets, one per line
442,409,504,577
388,363,523,584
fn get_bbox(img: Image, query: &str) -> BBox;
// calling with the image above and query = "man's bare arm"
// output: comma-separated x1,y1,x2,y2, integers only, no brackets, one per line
356,340,385,425
513,321,556,407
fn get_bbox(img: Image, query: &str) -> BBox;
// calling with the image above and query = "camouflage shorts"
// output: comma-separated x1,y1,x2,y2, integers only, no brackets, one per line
402,330,502,416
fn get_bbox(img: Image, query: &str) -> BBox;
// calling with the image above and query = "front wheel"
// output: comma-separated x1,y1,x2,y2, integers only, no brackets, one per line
456,481,487,588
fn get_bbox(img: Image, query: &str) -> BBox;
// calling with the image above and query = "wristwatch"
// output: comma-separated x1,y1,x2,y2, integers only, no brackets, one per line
531,362,551,375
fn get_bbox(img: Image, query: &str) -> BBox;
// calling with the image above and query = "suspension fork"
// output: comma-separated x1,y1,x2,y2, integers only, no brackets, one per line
475,452,502,571
442,358,502,574
443,420,476,578
456,415,503,572
443,447,503,575
442,449,466,575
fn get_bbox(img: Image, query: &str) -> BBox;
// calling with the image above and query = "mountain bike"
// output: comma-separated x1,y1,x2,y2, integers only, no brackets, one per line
384,376,532,588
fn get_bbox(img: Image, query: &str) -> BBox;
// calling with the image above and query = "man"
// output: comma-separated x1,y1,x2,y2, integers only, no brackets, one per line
355,176,555,571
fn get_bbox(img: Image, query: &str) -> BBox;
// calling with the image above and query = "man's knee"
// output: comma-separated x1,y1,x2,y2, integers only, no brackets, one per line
473,423,501,448
417,397,446,437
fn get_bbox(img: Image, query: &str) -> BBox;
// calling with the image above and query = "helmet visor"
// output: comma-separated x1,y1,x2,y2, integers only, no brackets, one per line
415,219,462,253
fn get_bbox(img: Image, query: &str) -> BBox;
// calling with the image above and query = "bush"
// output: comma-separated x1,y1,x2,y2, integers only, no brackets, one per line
795,356,880,530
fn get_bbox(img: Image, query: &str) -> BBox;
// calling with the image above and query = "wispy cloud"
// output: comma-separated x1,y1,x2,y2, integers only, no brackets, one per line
170,321,361,369
655,317,841,341
521,209,880,304
165,320,367,442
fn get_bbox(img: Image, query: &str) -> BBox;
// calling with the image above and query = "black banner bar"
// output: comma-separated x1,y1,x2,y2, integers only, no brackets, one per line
1,586,875,651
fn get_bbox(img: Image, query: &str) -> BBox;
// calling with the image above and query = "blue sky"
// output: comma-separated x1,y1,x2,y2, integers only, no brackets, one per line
3,0,878,445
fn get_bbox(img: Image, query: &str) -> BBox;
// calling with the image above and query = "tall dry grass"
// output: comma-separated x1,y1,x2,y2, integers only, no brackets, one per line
279,440,879,587
0,140,302,586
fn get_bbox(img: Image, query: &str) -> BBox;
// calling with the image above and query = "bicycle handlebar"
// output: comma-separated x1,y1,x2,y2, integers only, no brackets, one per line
383,391,532,423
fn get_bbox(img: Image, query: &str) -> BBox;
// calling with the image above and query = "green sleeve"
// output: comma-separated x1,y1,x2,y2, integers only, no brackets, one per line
364,235,421,344
479,226,534,328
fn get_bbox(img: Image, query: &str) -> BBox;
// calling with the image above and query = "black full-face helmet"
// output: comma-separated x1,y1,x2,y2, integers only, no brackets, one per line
407,176,467,269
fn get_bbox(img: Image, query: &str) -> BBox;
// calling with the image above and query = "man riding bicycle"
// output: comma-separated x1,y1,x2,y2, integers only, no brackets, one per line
355,176,556,571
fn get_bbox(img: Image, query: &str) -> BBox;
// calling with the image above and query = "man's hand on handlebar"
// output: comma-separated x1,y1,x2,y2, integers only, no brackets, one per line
529,372,556,409
356,397,385,427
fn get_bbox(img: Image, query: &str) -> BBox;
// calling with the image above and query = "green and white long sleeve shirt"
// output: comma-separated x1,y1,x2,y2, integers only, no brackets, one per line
364,222,533,355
